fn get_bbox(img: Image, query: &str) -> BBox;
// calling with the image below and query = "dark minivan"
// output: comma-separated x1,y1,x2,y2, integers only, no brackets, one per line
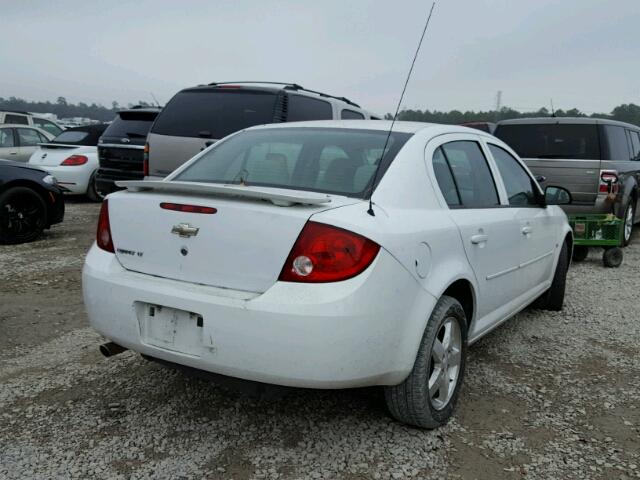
95,106,161,196
495,117,640,245
145,82,376,178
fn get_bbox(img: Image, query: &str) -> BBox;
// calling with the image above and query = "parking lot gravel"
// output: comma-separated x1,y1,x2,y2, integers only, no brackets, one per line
1,200,639,479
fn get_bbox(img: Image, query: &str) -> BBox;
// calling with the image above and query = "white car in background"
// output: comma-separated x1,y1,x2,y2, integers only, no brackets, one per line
28,124,107,201
83,120,573,428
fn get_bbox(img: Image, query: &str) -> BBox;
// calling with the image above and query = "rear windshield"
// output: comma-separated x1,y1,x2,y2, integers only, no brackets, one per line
495,123,601,160
103,112,157,139
51,131,90,144
174,128,412,198
51,126,106,146
151,89,278,139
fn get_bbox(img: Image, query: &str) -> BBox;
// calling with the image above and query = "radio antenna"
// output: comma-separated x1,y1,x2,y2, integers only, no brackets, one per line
367,1,437,216
150,92,161,107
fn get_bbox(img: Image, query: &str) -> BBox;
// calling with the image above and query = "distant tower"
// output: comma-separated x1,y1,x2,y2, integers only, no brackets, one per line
495,91,503,112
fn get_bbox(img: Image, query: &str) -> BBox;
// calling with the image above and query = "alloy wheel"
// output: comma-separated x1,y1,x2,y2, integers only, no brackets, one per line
428,316,462,410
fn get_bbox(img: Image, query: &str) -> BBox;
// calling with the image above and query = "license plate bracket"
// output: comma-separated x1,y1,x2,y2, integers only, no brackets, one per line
139,303,203,356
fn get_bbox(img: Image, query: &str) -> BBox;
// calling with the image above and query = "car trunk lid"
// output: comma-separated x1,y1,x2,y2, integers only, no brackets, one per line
107,189,359,293
29,145,95,167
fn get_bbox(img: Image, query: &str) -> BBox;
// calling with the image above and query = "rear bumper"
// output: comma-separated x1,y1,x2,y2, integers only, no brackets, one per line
82,246,435,389
43,164,94,195
562,196,624,217
96,169,143,195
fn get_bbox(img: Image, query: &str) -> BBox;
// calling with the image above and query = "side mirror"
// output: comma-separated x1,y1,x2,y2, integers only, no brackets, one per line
544,186,572,205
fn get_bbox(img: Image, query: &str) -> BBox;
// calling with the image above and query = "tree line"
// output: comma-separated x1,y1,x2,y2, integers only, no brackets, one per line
0,96,156,122
390,103,640,127
2,95,639,127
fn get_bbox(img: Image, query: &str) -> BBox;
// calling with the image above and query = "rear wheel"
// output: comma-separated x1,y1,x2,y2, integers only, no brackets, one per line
0,186,48,244
86,171,103,203
572,245,589,262
603,247,623,268
384,296,467,429
533,241,568,311
622,201,634,246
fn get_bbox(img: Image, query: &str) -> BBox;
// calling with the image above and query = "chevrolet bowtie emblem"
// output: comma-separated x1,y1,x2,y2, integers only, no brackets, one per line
171,223,199,238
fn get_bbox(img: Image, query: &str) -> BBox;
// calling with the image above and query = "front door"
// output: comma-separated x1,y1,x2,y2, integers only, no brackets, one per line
429,137,523,333
0,128,18,160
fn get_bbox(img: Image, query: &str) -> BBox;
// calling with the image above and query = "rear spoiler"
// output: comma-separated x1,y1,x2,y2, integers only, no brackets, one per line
115,180,332,207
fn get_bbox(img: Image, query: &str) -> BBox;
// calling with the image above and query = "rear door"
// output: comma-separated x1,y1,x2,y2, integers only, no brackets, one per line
428,135,522,330
16,128,49,162
495,123,602,206
0,128,18,160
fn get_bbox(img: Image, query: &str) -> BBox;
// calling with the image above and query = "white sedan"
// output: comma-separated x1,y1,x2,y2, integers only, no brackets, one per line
28,124,107,202
83,121,573,428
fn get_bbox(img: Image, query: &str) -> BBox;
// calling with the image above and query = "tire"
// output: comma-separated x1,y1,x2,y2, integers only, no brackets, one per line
622,200,634,246
532,241,569,311
603,247,623,268
384,295,468,429
0,186,48,245
86,171,104,203
572,245,589,262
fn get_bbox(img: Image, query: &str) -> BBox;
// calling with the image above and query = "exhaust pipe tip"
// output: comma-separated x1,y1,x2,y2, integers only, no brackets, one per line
99,342,127,357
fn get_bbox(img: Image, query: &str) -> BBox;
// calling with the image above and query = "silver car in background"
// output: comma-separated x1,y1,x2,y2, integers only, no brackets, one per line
495,117,640,245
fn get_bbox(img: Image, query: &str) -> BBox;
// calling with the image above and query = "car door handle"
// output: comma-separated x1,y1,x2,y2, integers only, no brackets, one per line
470,234,488,244
9,151,17,155
522,226,533,235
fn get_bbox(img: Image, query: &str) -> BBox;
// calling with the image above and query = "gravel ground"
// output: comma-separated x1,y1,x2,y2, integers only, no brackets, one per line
1,200,639,480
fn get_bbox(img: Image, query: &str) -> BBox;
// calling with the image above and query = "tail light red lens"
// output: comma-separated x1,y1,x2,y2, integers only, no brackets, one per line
599,169,619,194
143,143,150,176
96,200,115,253
279,221,380,283
61,155,88,166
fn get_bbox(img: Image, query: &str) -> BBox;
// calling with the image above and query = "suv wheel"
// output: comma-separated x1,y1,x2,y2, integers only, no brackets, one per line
623,201,634,246
384,295,467,429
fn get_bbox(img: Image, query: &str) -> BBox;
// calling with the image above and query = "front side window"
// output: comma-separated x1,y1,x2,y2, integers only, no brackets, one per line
17,128,43,147
0,128,14,147
4,114,29,125
488,144,539,207
175,128,412,198
287,95,333,121
438,141,499,208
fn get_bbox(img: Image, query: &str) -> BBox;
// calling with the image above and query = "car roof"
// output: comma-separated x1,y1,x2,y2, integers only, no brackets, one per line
245,119,487,136
496,116,640,130
0,123,50,132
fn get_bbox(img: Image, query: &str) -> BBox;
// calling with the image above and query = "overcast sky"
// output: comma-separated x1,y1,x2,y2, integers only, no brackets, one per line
1,0,639,115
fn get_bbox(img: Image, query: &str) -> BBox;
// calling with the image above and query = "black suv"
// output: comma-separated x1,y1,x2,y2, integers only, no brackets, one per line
95,106,161,196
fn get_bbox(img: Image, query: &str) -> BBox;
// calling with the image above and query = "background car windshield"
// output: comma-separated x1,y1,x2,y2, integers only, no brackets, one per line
151,90,278,139
103,112,156,138
495,124,600,160
175,128,412,197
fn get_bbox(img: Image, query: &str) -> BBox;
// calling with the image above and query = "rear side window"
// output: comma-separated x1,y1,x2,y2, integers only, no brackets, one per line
17,128,45,146
341,109,364,120
103,112,157,139
629,131,640,161
4,114,29,125
495,124,600,160
489,144,539,207
438,141,499,208
152,90,278,139
33,118,63,136
0,128,14,147
602,125,631,160
287,95,332,121
432,147,460,206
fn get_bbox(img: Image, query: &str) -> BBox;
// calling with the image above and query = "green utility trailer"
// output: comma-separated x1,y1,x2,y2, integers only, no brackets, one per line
568,214,624,268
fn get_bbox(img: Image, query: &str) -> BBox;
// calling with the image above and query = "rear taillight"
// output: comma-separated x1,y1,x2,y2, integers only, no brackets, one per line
96,200,115,253
599,169,619,194
279,222,380,283
143,143,149,176
61,155,88,166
